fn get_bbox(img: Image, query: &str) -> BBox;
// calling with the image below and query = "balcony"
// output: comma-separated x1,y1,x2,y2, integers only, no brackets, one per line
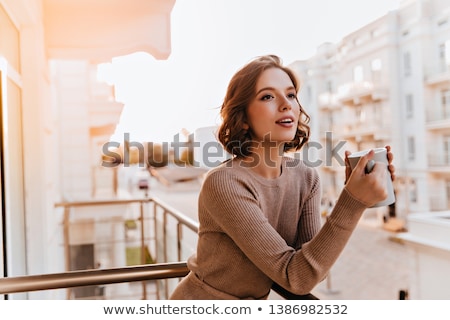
317,92,341,110
0,179,322,300
428,154,450,173
42,0,175,62
340,121,391,142
424,63,450,86
395,212,450,299
426,108,450,132
0,193,417,301
337,81,388,106
53,193,198,300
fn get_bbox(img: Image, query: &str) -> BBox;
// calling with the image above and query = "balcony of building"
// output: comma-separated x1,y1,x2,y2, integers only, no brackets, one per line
426,167,450,211
424,62,450,87
426,106,450,131
317,92,341,110
428,153,450,173
337,81,389,106
429,184,450,212
42,0,175,62
340,121,391,143
426,118,450,131
52,194,196,300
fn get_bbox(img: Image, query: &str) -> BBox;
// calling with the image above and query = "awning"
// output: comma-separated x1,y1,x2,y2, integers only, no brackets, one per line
43,0,175,62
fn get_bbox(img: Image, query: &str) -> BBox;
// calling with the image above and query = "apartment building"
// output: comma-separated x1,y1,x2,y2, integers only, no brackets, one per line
291,0,450,224
0,0,176,299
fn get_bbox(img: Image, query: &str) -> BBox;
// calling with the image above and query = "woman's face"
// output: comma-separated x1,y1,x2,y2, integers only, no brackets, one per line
245,67,300,144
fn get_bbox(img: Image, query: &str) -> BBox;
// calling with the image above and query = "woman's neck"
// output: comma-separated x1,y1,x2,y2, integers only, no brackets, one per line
242,143,284,179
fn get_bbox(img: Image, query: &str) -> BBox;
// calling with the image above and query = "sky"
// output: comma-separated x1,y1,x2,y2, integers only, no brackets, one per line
104,0,403,143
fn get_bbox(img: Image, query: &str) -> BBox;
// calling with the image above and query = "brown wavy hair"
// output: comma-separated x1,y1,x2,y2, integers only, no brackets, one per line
217,55,310,158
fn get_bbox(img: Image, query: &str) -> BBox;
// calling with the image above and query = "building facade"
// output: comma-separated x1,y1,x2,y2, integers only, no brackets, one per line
291,0,450,224
0,0,175,299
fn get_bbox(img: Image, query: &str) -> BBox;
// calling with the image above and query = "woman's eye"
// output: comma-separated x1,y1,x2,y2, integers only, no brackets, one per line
287,93,297,99
261,94,273,101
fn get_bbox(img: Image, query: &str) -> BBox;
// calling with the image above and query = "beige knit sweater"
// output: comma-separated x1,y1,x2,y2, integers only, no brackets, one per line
169,156,367,299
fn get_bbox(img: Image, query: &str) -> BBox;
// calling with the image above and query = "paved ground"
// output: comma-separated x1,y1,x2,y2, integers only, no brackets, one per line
268,221,414,300
310,222,414,300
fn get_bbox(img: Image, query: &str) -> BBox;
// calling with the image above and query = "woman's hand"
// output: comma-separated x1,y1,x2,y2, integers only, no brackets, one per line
344,146,395,207
345,145,395,183
385,145,396,182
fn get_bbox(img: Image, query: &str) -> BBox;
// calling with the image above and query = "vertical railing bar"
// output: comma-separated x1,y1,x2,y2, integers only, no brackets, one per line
177,222,182,262
163,210,169,299
152,200,160,300
139,200,146,299
63,206,71,300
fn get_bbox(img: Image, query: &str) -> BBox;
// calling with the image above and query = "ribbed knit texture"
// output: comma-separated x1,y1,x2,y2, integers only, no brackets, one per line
169,156,367,299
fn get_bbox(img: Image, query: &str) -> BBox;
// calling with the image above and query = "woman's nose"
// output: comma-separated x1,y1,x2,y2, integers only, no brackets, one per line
279,97,292,111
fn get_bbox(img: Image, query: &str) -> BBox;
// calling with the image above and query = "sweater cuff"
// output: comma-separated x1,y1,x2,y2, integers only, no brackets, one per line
328,187,368,230
342,186,370,209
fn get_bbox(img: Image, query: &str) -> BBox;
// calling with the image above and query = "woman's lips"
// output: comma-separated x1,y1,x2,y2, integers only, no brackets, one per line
275,116,295,127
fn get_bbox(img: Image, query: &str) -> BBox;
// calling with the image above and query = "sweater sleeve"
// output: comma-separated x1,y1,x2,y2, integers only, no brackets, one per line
200,169,367,295
294,168,322,249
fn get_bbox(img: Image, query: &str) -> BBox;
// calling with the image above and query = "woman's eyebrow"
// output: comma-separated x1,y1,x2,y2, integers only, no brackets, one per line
255,86,296,95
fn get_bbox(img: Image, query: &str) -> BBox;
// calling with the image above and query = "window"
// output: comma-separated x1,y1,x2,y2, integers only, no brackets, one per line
403,52,411,77
306,85,312,101
446,180,450,208
444,135,450,165
409,179,417,203
372,102,382,123
326,80,333,93
405,94,414,118
442,89,450,118
438,41,450,72
353,65,364,82
371,28,381,38
353,36,365,46
371,58,382,71
371,58,381,83
408,136,415,160
355,106,365,123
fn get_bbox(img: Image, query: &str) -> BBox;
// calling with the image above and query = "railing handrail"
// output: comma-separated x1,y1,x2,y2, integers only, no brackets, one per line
0,262,189,295
54,197,152,208
151,194,199,232
54,195,199,233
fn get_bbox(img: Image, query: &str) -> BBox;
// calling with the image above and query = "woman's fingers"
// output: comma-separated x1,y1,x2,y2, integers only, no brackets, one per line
344,150,352,184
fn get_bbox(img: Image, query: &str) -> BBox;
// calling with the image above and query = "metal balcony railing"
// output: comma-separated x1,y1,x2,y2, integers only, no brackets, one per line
0,193,319,300
0,262,189,295
0,195,199,300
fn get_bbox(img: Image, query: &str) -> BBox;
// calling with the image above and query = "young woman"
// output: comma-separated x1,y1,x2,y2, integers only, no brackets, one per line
169,55,395,300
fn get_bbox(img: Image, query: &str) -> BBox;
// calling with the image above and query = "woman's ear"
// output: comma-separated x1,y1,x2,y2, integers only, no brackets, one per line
242,122,249,130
